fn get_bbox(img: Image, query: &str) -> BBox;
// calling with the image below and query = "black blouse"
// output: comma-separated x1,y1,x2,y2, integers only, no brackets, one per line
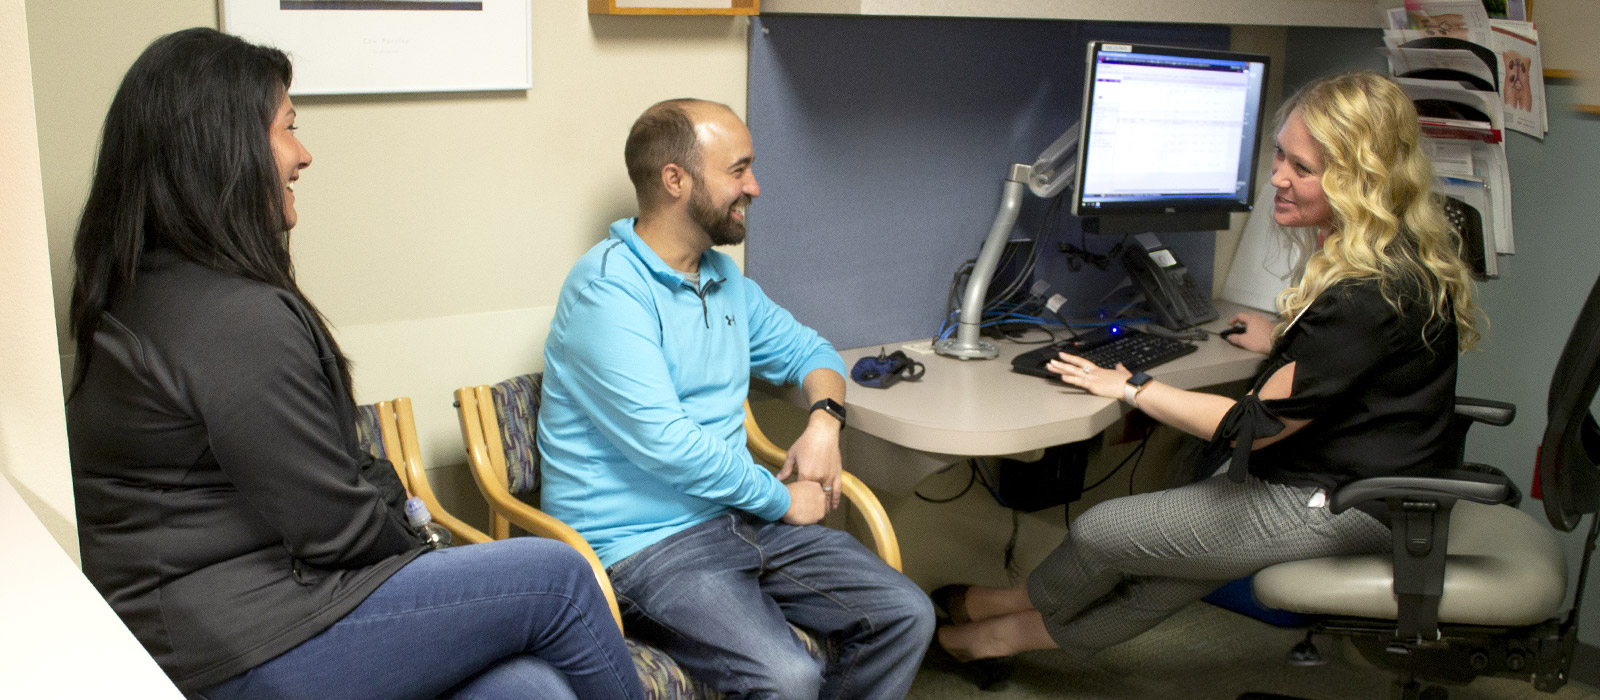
1200,276,1459,491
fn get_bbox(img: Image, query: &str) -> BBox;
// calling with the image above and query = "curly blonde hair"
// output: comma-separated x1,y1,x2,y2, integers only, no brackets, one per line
1273,71,1481,351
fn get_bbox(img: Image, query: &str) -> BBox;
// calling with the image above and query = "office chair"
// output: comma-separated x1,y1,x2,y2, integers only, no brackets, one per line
355,398,493,545
454,373,903,699
1247,272,1600,700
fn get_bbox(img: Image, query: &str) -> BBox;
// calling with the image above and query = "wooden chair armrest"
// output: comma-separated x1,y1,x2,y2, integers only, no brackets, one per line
432,510,494,546
456,385,623,632
743,401,904,571
744,403,789,467
390,398,492,545
481,489,623,633
839,471,902,571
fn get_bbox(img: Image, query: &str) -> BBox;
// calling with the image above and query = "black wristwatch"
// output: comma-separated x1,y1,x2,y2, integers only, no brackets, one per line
810,398,847,428
1124,372,1154,407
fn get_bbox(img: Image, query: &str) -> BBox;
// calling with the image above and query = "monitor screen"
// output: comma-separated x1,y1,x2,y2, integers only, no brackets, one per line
1072,42,1270,222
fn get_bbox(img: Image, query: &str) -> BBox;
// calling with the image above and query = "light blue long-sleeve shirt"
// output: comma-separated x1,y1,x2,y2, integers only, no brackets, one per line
537,219,847,567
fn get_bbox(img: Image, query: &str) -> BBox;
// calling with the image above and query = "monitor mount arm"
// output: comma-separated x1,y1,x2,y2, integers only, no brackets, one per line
934,123,1080,360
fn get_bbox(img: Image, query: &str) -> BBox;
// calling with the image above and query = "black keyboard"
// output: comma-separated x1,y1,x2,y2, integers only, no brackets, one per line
1010,326,1197,379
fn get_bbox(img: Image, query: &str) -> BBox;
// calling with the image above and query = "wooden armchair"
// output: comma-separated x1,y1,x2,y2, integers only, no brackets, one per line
453,373,902,699
355,398,492,546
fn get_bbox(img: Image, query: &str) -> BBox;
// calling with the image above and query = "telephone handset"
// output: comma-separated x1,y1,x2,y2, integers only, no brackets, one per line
1121,233,1219,330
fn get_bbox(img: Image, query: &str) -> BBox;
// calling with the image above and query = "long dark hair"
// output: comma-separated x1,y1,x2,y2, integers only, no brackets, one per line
68,27,353,398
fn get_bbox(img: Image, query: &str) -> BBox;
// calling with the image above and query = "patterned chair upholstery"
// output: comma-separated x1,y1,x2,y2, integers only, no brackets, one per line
456,373,877,700
486,373,544,506
353,403,388,460
625,633,828,699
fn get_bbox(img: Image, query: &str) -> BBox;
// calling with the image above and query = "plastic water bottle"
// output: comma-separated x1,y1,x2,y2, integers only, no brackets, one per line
404,497,452,550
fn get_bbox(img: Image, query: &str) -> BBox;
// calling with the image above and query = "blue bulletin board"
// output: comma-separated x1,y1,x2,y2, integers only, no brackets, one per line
745,15,1230,351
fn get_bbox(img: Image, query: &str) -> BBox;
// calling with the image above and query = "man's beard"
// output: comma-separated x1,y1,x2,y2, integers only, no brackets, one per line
689,184,748,246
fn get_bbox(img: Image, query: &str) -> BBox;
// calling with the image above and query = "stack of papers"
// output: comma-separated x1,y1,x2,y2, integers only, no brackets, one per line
1394,76,1503,142
1377,0,1546,268
1383,1,1547,139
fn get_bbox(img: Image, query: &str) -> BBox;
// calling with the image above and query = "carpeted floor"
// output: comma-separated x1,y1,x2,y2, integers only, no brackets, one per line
909,602,1600,700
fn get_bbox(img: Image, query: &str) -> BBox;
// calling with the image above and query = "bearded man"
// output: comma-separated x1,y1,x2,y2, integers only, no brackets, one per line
536,98,933,700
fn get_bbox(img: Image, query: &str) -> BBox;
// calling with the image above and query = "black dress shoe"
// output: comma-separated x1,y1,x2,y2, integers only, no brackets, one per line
930,584,973,625
926,627,1013,692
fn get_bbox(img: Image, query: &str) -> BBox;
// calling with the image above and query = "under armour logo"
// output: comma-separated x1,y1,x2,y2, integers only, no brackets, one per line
725,315,736,326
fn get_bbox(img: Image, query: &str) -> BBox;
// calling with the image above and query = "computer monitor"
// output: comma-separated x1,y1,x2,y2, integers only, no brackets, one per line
1071,42,1271,232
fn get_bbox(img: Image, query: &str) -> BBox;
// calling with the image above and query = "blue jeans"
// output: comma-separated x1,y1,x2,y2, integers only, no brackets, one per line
606,512,934,700
198,538,645,700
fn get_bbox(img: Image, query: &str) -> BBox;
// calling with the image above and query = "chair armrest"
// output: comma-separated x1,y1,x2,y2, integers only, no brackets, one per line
1455,397,1515,427
743,402,904,572
430,507,494,545
1329,469,1513,514
390,398,492,546
455,386,623,632
743,404,788,467
1329,469,1514,642
839,471,903,571
482,491,625,634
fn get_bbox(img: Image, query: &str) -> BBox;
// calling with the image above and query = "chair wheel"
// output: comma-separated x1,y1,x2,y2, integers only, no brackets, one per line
1287,639,1326,667
1394,680,1449,700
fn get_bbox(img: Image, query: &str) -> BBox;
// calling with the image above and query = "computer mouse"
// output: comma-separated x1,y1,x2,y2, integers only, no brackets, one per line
1219,324,1248,339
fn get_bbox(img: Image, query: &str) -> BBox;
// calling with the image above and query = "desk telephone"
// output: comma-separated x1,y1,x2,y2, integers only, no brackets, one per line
1122,233,1218,330
1441,194,1493,279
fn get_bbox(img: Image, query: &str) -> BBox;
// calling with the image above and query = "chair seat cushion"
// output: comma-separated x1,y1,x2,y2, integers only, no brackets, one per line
626,623,830,699
1253,501,1567,626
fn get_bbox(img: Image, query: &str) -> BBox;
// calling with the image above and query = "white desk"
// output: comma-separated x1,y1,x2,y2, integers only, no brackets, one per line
829,304,1267,495
0,474,181,698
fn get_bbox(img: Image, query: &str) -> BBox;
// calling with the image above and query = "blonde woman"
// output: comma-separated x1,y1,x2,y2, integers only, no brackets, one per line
931,71,1481,679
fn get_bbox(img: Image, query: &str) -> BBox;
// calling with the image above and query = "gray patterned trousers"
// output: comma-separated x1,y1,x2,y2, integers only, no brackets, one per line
1026,471,1390,658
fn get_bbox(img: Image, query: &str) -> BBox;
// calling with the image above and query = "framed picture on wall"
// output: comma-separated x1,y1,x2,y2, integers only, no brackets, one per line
220,0,532,96
590,0,756,14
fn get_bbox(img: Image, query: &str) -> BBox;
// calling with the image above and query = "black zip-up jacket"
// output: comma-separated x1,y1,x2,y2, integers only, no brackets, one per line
68,249,424,692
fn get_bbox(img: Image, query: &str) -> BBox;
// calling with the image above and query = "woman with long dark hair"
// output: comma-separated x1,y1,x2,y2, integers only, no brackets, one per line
932,71,1481,679
67,28,644,700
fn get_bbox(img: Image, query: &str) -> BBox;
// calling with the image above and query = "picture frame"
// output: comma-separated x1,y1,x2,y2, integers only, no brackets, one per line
219,0,532,96
589,0,756,14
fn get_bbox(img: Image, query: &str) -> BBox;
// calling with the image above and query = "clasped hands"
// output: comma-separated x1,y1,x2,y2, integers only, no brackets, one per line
775,417,842,526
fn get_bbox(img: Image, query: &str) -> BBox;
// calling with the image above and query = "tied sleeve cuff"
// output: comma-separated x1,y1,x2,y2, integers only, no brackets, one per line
1200,395,1286,483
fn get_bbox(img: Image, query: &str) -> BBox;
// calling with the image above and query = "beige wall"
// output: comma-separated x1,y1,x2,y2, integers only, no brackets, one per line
18,0,1287,539
2,0,76,557
29,1,752,528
